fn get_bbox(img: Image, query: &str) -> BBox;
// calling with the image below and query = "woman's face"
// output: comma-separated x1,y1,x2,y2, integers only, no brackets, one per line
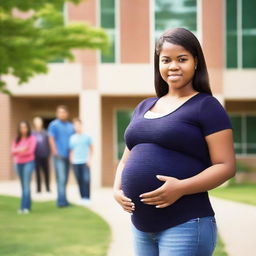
19,123,29,136
159,42,197,90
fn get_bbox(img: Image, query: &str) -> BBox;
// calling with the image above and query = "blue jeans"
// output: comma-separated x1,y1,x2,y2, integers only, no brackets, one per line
16,160,35,210
72,163,90,199
132,216,217,256
53,156,70,207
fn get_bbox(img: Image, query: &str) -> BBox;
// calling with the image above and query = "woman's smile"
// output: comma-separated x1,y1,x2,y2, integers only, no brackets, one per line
168,73,183,81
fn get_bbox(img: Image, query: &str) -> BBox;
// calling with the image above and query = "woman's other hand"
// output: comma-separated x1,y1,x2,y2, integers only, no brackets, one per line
139,175,185,208
114,189,135,214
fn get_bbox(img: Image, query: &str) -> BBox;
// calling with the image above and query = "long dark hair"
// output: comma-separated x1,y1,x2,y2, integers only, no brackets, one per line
154,27,212,98
15,121,32,144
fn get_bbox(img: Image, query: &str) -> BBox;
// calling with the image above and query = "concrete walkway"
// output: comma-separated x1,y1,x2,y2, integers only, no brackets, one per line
211,197,256,256
1,181,256,256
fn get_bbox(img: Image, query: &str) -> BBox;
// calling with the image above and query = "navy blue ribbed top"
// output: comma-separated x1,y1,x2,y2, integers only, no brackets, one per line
121,92,233,232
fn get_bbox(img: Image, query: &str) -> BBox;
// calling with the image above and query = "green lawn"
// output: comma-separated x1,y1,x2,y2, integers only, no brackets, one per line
0,195,229,256
214,234,228,256
210,183,256,206
0,196,111,256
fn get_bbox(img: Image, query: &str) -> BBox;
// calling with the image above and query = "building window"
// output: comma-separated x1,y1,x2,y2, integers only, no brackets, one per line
100,0,116,63
230,114,256,155
116,109,133,160
226,0,237,68
226,0,256,68
154,0,197,41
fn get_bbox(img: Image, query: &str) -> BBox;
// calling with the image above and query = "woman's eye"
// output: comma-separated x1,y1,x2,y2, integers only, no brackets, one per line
179,58,187,62
161,59,169,63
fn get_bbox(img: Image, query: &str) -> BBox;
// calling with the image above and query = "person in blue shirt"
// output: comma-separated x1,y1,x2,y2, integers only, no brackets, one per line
48,105,74,207
69,118,93,206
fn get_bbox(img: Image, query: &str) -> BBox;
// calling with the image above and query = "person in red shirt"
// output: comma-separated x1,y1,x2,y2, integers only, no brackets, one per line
11,121,37,214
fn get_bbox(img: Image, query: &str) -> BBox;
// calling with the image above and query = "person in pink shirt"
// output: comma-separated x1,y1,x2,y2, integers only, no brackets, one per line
11,121,37,214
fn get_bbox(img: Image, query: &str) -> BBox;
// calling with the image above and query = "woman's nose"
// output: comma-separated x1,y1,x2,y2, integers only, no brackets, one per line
168,61,179,70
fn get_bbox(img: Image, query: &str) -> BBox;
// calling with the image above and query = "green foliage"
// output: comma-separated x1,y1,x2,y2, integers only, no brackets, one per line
0,0,110,93
0,0,81,12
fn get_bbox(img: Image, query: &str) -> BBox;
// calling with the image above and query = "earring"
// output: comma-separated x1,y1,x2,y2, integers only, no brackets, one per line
195,66,197,70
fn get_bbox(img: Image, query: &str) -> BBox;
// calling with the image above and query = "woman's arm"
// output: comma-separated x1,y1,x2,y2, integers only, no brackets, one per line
113,146,135,213
140,129,236,208
18,136,37,157
113,146,130,191
87,144,93,168
11,140,31,156
11,141,22,155
69,149,74,163
180,129,236,193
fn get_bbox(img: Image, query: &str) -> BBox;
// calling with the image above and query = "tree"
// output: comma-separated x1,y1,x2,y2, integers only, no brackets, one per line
0,0,109,94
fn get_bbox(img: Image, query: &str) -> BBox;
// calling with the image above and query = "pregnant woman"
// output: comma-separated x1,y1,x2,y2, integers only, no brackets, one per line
113,28,236,256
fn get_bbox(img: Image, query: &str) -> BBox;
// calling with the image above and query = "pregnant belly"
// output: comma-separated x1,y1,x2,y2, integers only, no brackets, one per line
121,143,206,205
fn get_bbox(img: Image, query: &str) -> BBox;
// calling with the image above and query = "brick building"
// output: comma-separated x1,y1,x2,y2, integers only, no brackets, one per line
0,0,255,188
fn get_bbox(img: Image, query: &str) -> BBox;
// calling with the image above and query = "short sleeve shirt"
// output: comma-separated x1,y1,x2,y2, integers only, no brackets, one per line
69,133,93,164
48,119,74,158
121,92,233,232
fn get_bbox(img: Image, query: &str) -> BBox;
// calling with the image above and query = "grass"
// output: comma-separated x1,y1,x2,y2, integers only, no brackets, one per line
214,234,228,256
209,183,256,206
0,195,230,256
0,195,111,256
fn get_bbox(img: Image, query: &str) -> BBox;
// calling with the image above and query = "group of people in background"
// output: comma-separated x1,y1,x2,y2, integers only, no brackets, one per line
11,105,93,214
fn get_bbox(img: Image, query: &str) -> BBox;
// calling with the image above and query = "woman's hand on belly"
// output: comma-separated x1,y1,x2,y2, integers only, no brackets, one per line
114,189,135,213
139,175,185,208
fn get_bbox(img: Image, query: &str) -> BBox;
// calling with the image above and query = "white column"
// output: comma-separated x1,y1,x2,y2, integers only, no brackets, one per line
214,93,225,106
79,90,102,189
